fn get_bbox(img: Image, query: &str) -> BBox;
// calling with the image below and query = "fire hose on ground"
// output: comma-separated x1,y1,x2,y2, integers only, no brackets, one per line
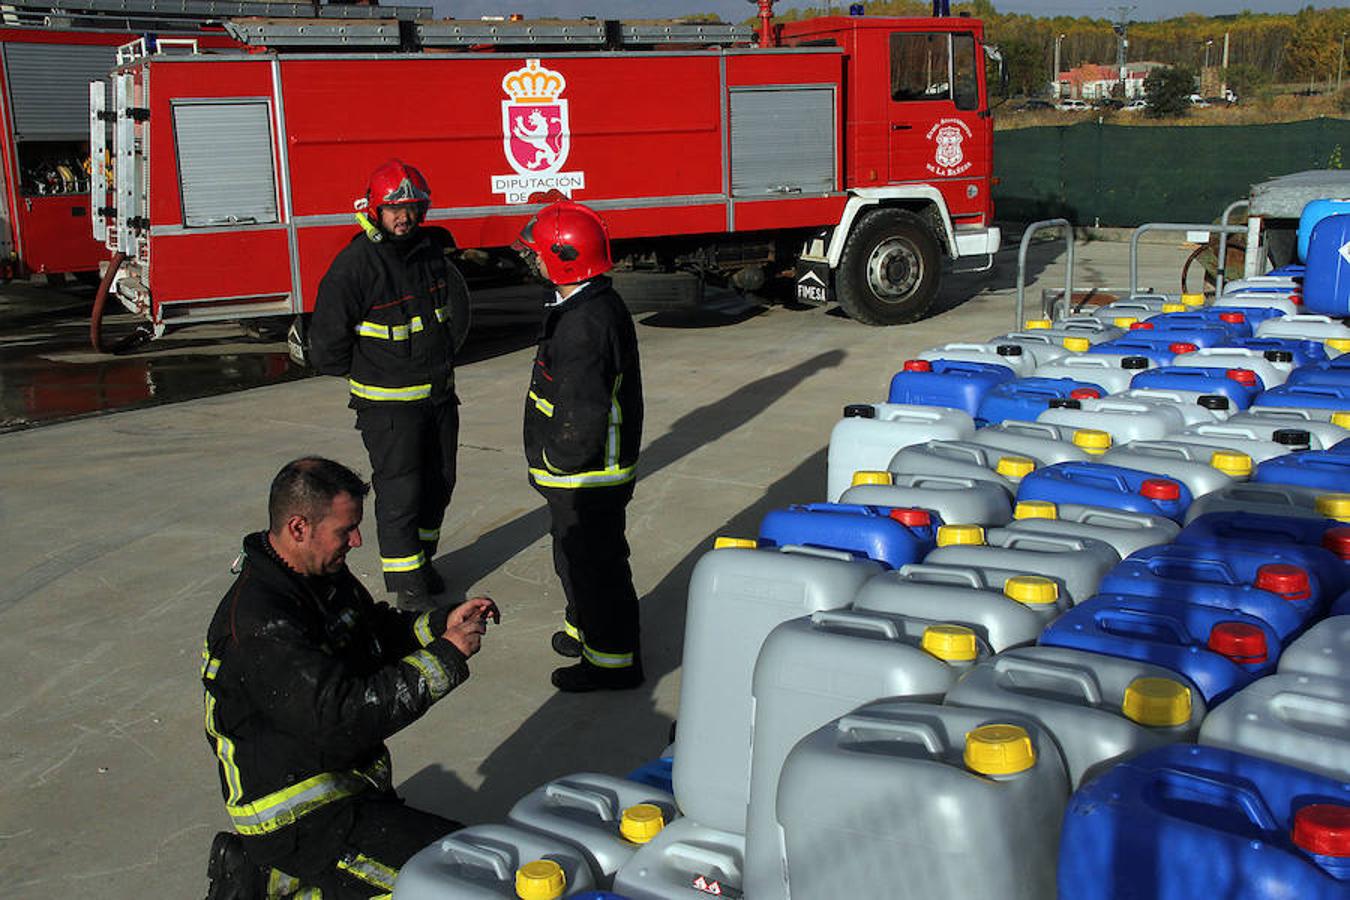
89,250,125,353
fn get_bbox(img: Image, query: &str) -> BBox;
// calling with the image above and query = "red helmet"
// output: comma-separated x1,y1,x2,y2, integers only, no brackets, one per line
362,159,430,217
515,200,613,284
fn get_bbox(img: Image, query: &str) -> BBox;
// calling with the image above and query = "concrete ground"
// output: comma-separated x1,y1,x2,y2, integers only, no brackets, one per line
0,237,1191,896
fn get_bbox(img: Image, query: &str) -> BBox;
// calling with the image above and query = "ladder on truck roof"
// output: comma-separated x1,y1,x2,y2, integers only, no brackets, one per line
222,17,755,51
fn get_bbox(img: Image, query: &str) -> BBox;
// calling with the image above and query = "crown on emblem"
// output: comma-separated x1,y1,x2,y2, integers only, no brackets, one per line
501,59,566,104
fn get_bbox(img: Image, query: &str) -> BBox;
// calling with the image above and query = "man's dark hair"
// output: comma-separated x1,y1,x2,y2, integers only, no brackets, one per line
268,457,370,534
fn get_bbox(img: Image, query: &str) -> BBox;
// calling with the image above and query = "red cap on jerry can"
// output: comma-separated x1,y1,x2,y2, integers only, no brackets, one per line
888,508,932,527
1207,622,1268,664
1169,342,1198,354
903,359,932,372
1069,387,1101,400
1130,321,1155,331
1293,804,1350,857
1322,527,1350,560
1254,564,1311,601
1219,311,1247,324
1140,478,1181,501
1225,368,1258,386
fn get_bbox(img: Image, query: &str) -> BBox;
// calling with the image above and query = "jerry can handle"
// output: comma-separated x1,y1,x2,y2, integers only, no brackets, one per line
990,655,1104,705
1126,440,1193,461
437,838,514,880
543,781,618,821
667,844,742,881
995,532,1092,552
780,544,858,563
897,563,986,590
925,442,988,466
835,715,944,754
1074,507,1157,529
810,610,901,640
1059,464,1130,492
904,474,981,489
1146,769,1279,832
1143,554,1241,586
1093,607,1193,644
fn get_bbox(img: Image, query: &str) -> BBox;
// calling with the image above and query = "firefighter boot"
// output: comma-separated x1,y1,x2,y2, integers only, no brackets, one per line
204,832,264,900
551,658,645,693
551,630,583,658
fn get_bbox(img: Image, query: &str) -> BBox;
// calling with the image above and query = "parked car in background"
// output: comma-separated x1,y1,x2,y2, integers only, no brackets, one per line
1122,98,1148,112
1094,98,1124,110
1013,98,1054,112
1188,94,1212,108
1055,98,1091,111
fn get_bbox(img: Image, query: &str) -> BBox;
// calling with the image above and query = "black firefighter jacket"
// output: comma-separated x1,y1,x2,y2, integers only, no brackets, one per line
524,277,644,490
200,532,469,870
310,226,471,409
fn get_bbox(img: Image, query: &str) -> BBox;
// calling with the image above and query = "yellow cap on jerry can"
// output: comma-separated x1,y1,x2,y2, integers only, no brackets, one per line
1004,575,1060,606
921,624,979,662
1073,429,1112,455
1122,677,1193,727
1161,302,1185,313
1316,493,1350,523
1180,293,1206,307
620,804,666,844
964,724,1036,775
1210,450,1253,478
515,860,566,900
1063,336,1092,353
1024,318,1052,330
851,470,892,487
996,455,1036,480
713,537,757,550
937,524,986,547
1014,500,1058,520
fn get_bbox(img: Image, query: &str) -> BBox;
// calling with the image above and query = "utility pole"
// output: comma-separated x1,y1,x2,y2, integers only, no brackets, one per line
1054,32,1066,98
1222,31,1230,99
1110,5,1135,98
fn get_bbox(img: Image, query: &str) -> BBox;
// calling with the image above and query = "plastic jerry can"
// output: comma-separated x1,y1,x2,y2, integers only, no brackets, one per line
923,525,1119,605
1302,213,1350,316
672,544,882,833
1142,309,1256,339
1112,387,1232,427
825,402,974,502
1279,615,1350,681
984,331,1074,367
611,818,744,900
1032,353,1154,395
744,611,986,900
1214,289,1304,317
1016,461,1192,522
1199,673,1350,781
1024,314,1126,344
1335,589,1350,616
1289,359,1350,388
1256,313,1350,347
1037,396,1188,443
393,824,598,900
623,758,673,795
507,775,677,888
840,472,1013,526
944,645,1206,787
967,419,1092,465
918,342,1039,377
1006,500,1181,558
1163,423,1299,465
1129,364,1260,407
1182,416,1343,451
1087,295,1175,319
1173,346,1293,388
887,440,1038,493
1255,383,1350,415
1086,337,1191,367
1184,481,1350,524
776,701,1069,900
1038,594,1281,704
1058,744,1350,900
1237,336,1330,368
1299,197,1350,261
1228,406,1350,447
854,563,1066,651
1097,546,1320,641
756,503,937,570
974,377,1102,427
1101,440,1245,499
1179,511,1350,588
886,359,1015,416
1256,450,1350,493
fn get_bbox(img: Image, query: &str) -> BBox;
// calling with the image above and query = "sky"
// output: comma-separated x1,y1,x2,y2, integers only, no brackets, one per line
430,2,1328,22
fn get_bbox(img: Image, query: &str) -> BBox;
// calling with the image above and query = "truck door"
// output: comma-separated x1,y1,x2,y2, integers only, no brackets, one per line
886,30,986,186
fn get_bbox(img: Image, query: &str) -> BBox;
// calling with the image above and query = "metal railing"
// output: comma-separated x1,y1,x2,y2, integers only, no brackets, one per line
1128,222,1247,297
1215,199,1249,298
1015,218,1073,328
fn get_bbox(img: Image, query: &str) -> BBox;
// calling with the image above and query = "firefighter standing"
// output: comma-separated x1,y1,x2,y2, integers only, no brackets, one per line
516,201,646,692
310,160,471,609
202,457,498,899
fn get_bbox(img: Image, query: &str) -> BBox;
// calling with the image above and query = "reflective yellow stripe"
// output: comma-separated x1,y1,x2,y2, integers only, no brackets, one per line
349,380,432,402
563,619,582,641
605,374,623,469
381,551,425,573
404,648,452,700
201,640,220,680
205,689,245,804
529,390,555,417
583,644,635,669
355,317,423,341
434,304,449,323
337,853,399,891
414,611,436,647
226,754,391,836
266,869,302,897
529,465,636,489
294,889,323,899
418,527,440,543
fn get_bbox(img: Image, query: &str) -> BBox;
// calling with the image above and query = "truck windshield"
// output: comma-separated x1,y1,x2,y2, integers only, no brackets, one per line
890,32,979,111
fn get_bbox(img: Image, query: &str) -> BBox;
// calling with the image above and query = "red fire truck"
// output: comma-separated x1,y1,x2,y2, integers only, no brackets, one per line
1,0,431,281
91,2,1002,340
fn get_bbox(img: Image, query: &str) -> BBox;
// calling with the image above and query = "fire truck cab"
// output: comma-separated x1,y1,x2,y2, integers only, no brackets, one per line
91,6,1000,337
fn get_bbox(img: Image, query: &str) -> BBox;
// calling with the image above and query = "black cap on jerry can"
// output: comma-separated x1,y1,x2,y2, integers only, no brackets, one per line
1272,428,1311,448
1049,398,1082,410
1198,394,1231,411
844,404,876,419
1121,356,1150,369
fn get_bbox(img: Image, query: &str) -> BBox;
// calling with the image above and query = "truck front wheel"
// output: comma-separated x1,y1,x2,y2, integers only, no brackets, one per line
835,208,940,326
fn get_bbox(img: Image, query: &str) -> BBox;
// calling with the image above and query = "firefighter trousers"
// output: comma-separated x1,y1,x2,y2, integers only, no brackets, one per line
535,481,641,671
263,795,460,899
356,400,458,591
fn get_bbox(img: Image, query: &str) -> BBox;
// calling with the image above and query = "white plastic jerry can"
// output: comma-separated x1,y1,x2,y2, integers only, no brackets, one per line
392,824,597,900
1006,499,1182,558
968,419,1092,465
1037,397,1188,444
840,472,1014,526
1184,481,1350,524
923,525,1120,605
826,403,975,502
887,439,1038,495
612,818,745,900
1032,353,1153,395
1198,672,1350,782
918,341,1040,377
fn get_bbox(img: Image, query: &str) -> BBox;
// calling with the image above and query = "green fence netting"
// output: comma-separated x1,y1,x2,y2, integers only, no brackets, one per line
993,118,1350,226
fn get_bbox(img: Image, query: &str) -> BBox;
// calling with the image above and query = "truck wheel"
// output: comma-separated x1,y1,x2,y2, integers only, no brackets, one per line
835,208,940,325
